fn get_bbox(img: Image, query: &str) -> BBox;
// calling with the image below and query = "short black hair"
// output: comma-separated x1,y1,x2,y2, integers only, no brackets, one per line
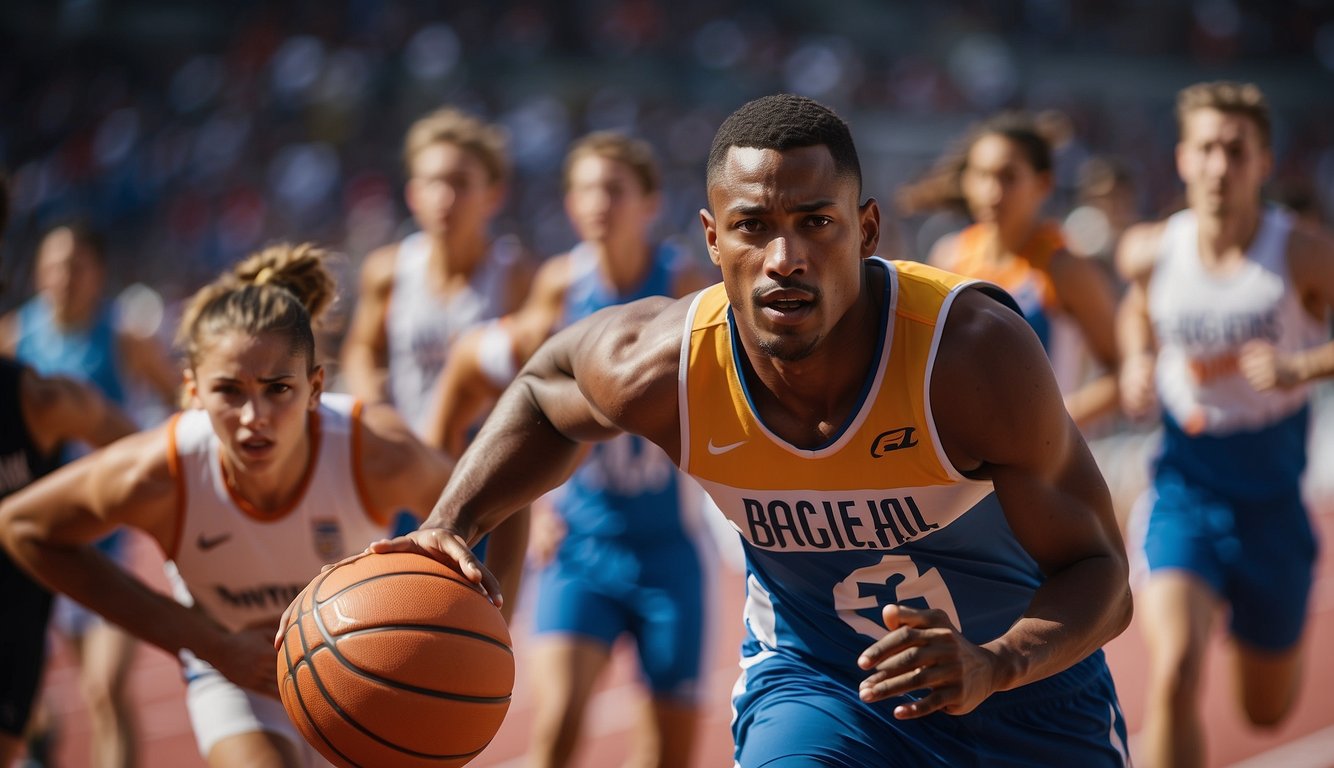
707,94,862,194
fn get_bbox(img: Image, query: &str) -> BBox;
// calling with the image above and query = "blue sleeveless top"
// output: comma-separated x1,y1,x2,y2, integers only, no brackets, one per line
16,298,125,405
553,243,691,559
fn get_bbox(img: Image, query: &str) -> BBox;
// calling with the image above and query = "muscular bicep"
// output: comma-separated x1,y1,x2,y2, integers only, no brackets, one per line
524,296,686,458
933,290,1123,574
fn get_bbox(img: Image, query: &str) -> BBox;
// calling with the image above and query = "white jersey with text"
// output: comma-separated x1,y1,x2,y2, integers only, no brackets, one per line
385,232,522,432
1149,206,1324,436
164,393,390,633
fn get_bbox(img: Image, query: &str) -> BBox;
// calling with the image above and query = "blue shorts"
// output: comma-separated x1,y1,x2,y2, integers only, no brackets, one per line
732,652,1129,767
1143,464,1317,651
533,541,704,702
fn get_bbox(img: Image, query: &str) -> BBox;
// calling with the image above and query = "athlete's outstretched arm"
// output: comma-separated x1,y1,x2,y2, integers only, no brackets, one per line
857,288,1132,718
0,427,280,695
369,295,688,605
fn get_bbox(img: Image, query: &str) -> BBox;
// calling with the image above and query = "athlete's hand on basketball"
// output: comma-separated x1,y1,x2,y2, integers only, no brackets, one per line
367,528,503,611
1119,351,1157,418
214,625,282,698
856,604,1000,719
1239,340,1300,391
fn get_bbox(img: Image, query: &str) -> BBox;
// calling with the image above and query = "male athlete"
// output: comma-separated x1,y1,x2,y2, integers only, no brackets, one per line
360,94,1134,766
1117,81,1334,768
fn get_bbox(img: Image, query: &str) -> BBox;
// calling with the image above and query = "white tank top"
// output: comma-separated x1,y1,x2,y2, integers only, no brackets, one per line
385,232,522,432
164,393,389,633
1149,207,1325,434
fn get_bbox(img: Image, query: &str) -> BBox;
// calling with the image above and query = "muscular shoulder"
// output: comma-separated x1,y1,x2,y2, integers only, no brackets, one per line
355,401,450,495
80,424,177,534
355,401,424,475
930,288,1068,471
573,295,689,434
1115,220,1167,282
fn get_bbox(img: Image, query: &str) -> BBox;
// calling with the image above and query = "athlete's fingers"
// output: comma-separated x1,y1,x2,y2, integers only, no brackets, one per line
882,603,955,630
368,529,504,609
892,686,961,719
274,597,297,649
858,605,954,669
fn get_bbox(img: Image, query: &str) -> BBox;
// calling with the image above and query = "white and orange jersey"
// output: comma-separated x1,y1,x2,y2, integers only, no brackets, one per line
164,393,391,633
1150,207,1324,435
386,232,524,432
679,259,1052,680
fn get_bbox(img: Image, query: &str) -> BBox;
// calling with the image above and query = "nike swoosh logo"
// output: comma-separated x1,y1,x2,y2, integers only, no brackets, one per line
707,439,747,455
197,532,232,551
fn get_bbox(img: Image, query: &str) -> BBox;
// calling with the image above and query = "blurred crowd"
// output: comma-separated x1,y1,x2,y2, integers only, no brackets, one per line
2,0,1333,330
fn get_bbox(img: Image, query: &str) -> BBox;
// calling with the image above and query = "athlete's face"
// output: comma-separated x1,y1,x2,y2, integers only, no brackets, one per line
564,154,659,249
961,133,1052,235
186,331,323,481
702,145,879,362
406,142,504,240
1176,108,1271,218
35,228,105,325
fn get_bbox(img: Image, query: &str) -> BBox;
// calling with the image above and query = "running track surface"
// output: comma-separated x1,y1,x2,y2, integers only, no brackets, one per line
31,394,1334,768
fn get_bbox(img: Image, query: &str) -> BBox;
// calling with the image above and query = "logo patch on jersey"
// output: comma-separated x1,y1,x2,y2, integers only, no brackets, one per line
707,438,747,455
196,532,232,551
312,519,344,561
871,427,918,457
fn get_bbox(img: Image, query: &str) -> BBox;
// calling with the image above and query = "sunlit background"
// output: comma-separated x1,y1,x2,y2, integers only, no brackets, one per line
2,0,1332,324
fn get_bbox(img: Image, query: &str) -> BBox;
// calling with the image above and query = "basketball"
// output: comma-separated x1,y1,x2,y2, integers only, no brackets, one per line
276,551,514,768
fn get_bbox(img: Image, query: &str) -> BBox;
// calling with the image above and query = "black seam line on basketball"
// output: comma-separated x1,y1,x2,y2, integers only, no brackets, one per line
306,642,512,705
295,656,494,762
290,570,369,768
315,568,499,633
294,571,439,768
336,623,514,656
310,568,511,654
310,576,503,759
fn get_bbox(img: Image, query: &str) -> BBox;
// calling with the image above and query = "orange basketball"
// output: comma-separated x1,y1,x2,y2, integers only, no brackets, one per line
277,551,513,768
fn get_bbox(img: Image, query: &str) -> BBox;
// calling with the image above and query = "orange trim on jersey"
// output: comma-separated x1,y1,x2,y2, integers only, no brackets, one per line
164,412,187,561
349,399,386,527
955,222,1062,310
219,409,323,522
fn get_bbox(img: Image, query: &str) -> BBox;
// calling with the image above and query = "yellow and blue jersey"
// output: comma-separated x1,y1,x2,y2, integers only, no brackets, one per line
681,258,1050,675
